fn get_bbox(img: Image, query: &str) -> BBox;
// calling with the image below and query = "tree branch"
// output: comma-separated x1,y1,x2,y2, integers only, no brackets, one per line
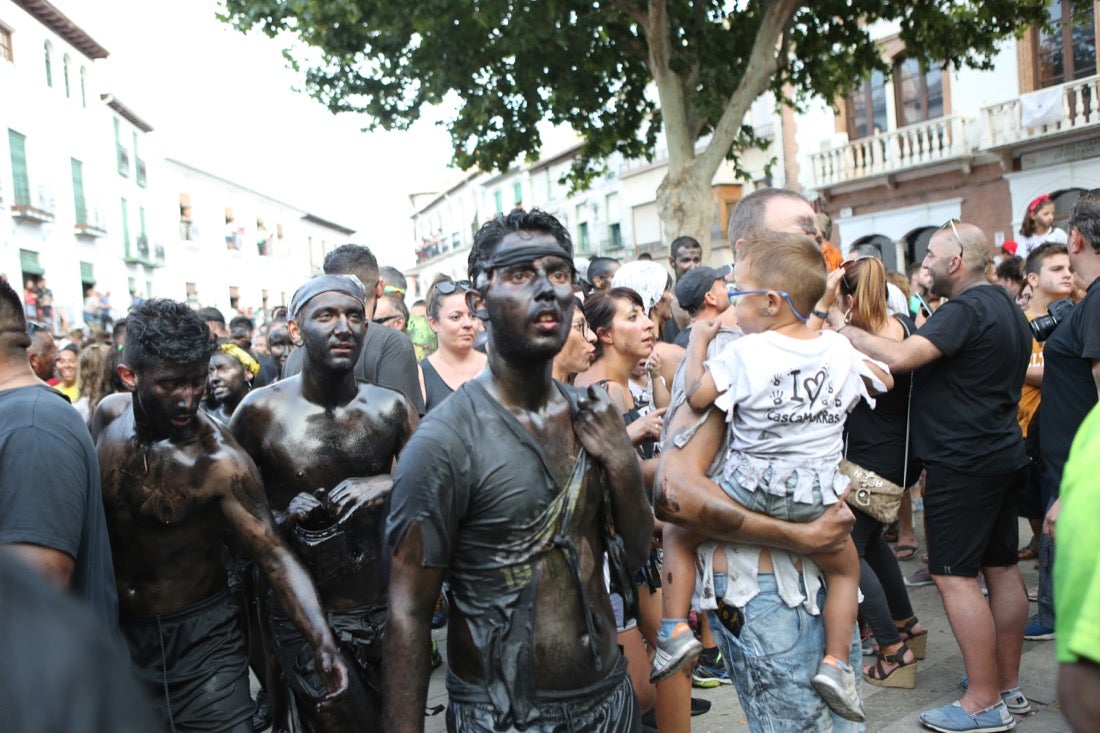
692,0,801,179
645,0,694,172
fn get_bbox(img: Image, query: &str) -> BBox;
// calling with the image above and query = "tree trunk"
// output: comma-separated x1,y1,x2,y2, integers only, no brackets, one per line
655,167,720,263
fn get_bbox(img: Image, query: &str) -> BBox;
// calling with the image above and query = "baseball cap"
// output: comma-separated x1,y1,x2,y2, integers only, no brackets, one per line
675,265,731,313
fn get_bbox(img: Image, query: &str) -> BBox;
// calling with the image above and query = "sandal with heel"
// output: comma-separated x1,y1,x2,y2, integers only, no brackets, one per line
864,643,917,689
897,617,927,660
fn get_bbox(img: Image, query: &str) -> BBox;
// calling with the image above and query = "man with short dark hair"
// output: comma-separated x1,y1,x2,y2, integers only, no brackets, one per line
385,208,652,733
232,275,417,731
197,306,229,340
671,265,731,348
0,280,118,628
228,315,255,351
588,256,621,292
664,236,703,343
282,244,425,414
96,299,348,733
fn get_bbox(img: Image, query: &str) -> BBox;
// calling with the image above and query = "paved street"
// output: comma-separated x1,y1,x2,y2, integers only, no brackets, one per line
418,516,1065,732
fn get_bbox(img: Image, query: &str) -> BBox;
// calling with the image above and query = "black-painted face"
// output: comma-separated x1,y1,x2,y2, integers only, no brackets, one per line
296,291,366,371
207,351,248,405
267,326,291,370
481,231,575,363
133,358,209,436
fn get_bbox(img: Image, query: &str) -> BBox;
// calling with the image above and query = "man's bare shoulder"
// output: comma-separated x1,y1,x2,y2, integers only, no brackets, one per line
236,375,304,413
200,412,263,487
355,381,412,410
90,392,132,442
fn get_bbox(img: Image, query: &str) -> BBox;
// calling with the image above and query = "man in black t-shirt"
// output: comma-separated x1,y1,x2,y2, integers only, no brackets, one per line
1033,189,1100,642
840,221,1030,732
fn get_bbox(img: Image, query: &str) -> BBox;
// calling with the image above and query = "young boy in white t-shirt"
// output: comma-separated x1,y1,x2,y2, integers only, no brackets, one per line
651,231,892,723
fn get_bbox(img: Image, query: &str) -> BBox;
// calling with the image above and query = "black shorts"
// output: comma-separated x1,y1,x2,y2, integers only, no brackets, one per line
923,464,1026,577
1016,457,1044,520
121,590,252,733
268,596,385,725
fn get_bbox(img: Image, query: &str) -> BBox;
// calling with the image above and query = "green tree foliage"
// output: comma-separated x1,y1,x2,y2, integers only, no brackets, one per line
221,0,1048,250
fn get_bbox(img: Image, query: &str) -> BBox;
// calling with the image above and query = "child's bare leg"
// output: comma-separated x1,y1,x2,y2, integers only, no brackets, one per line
810,536,861,663
660,522,704,625
650,522,705,683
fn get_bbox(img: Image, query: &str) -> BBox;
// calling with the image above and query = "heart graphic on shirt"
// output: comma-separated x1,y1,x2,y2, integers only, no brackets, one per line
803,368,828,405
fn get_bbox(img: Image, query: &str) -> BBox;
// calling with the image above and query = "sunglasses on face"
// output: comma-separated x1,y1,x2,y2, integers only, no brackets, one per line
840,256,878,290
727,288,810,322
26,321,48,335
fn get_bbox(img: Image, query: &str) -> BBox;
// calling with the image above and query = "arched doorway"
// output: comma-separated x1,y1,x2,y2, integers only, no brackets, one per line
1051,188,1086,231
902,226,938,272
849,234,899,272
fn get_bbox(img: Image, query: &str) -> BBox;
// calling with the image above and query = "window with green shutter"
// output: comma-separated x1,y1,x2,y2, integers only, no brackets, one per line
8,129,29,206
43,41,52,87
121,198,130,254
71,158,86,224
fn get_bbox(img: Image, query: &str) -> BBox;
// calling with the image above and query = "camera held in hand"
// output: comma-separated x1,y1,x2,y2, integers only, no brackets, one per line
1030,297,1075,341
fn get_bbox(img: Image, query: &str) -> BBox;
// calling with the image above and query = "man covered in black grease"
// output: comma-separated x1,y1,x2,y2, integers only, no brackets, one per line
384,208,653,732
94,299,348,733
231,274,418,732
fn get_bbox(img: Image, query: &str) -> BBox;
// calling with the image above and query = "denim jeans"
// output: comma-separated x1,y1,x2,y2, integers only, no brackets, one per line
707,572,865,733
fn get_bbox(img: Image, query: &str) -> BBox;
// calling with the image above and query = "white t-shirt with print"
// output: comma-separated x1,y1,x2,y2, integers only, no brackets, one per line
706,329,885,506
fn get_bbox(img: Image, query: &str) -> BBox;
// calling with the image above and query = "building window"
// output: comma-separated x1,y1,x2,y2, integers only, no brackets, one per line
846,70,888,139
229,287,240,312
185,282,199,307
71,158,86,224
512,181,522,208
114,118,129,177
121,197,131,254
80,66,86,107
0,25,13,63
43,41,51,87
1037,0,1097,88
578,222,590,252
894,57,944,127
608,222,623,250
62,53,70,98
8,129,29,206
493,190,503,213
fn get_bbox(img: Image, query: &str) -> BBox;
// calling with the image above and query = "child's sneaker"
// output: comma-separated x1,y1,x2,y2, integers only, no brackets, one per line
650,622,704,683
812,655,865,722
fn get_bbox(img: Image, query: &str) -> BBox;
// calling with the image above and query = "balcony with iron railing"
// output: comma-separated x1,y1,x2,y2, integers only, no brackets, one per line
124,233,162,267
810,114,974,190
12,184,56,223
982,73,1100,151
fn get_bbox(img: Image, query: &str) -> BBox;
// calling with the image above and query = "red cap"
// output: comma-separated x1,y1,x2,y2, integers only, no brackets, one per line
1002,240,1018,256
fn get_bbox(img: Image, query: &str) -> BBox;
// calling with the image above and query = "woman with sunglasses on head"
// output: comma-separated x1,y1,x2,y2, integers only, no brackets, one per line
418,274,487,412
817,255,927,690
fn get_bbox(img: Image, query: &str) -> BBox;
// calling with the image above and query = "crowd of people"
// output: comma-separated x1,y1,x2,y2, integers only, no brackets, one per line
0,187,1098,733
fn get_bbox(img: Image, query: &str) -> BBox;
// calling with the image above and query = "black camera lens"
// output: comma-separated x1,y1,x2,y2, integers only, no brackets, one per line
1029,297,1075,341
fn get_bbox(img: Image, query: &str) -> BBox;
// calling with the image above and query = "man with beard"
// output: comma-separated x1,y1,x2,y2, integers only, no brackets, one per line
384,209,653,732
231,274,417,731
95,299,348,733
